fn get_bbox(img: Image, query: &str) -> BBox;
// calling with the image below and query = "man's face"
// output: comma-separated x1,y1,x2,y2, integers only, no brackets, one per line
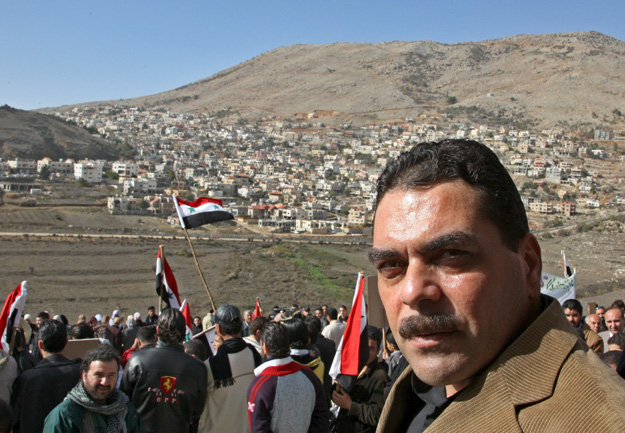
587,314,601,334
35,317,43,327
148,309,155,317
605,309,624,334
367,339,380,365
339,307,347,318
371,181,541,388
82,360,118,404
315,309,323,319
243,311,251,323
564,308,581,328
597,308,606,321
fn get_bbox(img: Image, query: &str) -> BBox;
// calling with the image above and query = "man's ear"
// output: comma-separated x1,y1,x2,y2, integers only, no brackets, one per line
38,339,44,351
520,233,542,299
215,323,222,337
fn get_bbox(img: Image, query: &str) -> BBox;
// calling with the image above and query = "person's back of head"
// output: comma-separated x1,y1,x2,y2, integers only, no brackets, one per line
304,316,320,344
260,322,290,358
601,350,622,370
215,304,243,337
39,319,68,354
326,307,338,321
156,309,186,344
608,333,625,351
184,339,208,361
70,322,95,340
137,325,157,345
282,318,308,349
250,316,270,338
611,299,625,312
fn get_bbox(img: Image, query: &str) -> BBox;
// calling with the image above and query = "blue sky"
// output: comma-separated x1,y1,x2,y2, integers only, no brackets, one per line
2,0,623,110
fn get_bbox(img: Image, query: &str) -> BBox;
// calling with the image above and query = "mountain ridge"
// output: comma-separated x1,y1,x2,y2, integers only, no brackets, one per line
39,31,625,129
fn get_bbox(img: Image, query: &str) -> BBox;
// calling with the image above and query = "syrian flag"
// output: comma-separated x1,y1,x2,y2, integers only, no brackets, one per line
156,250,181,310
251,297,263,320
329,273,368,392
0,281,27,353
180,299,193,341
173,195,234,229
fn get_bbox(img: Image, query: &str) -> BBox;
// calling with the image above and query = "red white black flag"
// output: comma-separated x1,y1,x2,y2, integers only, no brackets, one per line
156,250,182,310
173,195,234,229
180,299,193,341
329,273,368,392
0,281,27,352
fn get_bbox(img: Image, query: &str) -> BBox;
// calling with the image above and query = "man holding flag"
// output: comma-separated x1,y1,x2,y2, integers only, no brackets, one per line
329,273,388,433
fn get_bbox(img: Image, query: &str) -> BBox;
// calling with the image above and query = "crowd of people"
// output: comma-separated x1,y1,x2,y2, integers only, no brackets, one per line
3,138,625,432
0,301,399,433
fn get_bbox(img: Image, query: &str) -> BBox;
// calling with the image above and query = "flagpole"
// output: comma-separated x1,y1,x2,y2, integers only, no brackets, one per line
182,228,216,312
159,245,164,312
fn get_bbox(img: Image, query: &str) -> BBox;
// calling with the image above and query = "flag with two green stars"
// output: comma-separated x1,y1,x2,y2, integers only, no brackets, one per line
173,195,234,229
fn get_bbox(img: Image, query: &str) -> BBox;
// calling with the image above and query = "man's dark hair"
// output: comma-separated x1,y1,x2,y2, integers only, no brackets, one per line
601,350,622,366
340,305,347,311
608,333,625,350
37,311,50,320
81,344,119,373
304,316,320,344
39,319,68,353
184,339,208,361
282,317,308,350
250,316,270,335
562,299,583,315
611,299,625,311
147,306,155,312
326,307,338,321
156,309,186,344
70,322,94,340
291,303,299,310
260,322,290,358
368,325,383,347
137,325,157,344
302,306,310,313
375,139,529,251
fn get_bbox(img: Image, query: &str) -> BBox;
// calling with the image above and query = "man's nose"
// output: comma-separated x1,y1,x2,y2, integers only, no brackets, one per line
400,261,442,307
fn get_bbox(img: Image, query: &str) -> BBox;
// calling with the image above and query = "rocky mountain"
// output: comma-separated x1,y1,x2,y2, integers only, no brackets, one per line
46,31,625,129
0,105,131,160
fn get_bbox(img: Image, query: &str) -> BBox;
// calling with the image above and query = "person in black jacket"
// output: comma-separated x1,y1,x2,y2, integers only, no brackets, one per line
11,319,81,433
121,308,207,433
331,326,389,433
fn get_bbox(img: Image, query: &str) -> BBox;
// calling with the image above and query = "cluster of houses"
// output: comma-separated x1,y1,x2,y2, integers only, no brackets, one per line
1,104,624,233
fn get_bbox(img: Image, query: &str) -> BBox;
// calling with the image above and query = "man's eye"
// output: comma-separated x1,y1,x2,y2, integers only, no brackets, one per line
377,260,404,277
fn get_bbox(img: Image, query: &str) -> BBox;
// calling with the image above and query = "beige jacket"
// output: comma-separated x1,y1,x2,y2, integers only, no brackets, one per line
378,299,625,432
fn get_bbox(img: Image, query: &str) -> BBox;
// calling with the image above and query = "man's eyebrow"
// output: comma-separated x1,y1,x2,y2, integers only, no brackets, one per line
368,248,399,264
421,231,478,254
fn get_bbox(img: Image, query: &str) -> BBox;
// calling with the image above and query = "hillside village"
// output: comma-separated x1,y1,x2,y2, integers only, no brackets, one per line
1,104,625,235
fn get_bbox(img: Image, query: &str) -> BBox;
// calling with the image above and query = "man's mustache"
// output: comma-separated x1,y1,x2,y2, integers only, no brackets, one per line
398,314,458,339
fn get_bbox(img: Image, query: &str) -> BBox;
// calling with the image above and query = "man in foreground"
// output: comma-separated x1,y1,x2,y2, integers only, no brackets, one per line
370,139,625,432
43,345,145,432
122,309,207,433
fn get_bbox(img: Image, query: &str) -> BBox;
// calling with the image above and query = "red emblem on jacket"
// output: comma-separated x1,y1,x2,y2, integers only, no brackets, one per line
160,376,177,394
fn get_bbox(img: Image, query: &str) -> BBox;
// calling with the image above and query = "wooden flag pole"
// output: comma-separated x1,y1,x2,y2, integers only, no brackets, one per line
158,245,164,312
183,228,216,312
